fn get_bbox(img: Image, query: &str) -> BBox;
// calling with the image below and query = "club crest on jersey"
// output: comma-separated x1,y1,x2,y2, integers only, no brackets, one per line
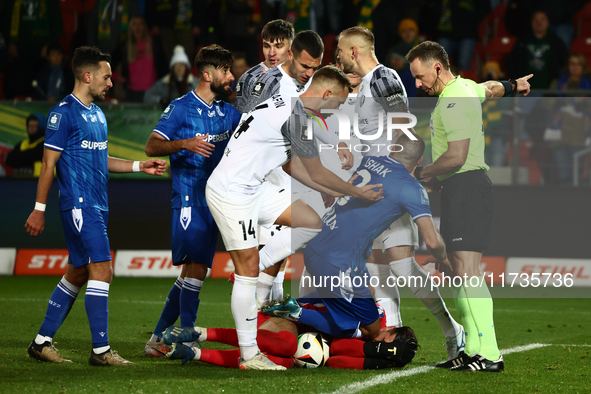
161,104,175,119
97,113,105,123
216,106,225,116
47,112,62,130
89,114,97,122
208,110,215,117
359,95,366,107
236,81,243,96
251,82,265,97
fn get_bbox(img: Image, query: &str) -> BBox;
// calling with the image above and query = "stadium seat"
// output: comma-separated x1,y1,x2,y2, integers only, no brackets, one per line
573,1,591,38
570,37,591,66
484,36,516,71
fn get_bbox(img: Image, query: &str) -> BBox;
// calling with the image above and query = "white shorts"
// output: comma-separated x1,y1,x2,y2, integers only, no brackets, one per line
372,213,419,252
206,182,290,251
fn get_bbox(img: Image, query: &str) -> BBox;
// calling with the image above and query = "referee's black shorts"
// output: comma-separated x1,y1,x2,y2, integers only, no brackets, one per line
440,170,493,252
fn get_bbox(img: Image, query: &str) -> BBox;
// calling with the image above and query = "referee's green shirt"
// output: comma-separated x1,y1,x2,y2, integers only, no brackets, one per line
430,76,490,181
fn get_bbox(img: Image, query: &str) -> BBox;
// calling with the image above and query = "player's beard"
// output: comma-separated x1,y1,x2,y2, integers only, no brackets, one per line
210,78,232,98
90,86,108,101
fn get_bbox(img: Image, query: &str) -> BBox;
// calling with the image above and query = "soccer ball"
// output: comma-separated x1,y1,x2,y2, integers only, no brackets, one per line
293,332,330,368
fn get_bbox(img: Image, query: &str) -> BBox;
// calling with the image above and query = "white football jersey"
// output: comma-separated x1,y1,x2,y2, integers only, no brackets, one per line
207,96,319,198
356,64,409,156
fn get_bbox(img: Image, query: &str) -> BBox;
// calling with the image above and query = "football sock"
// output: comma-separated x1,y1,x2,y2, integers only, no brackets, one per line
389,257,460,338
258,227,321,271
271,270,285,301
330,338,365,357
298,309,358,338
464,277,501,361
37,276,80,341
85,280,110,349
153,276,184,339
256,272,275,306
366,262,402,326
453,285,479,355
180,277,202,328
232,274,259,360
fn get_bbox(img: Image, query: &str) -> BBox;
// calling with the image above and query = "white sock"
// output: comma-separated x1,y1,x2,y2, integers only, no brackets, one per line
149,334,163,343
389,257,460,338
93,345,110,354
256,272,275,305
35,334,53,345
195,327,207,342
192,347,202,360
366,262,402,327
259,227,321,271
271,271,285,300
232,274,259,361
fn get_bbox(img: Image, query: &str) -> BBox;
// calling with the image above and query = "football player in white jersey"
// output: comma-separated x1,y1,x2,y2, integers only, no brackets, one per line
206,66,383,370
337,26,465,360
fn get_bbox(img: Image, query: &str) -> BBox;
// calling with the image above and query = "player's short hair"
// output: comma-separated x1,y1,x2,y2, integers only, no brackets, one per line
395,326,418,344
194,44,234,73
406,41,450,70
262,19,295,44
291,30,324,59
393,132,425,166
338,26,375,49
72,46,111,80
26,114,38,127
312,65,352,93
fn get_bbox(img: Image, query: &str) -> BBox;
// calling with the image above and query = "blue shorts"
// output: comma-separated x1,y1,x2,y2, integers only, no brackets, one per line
171,206,218,267
60,208,111,268
302,248,378,331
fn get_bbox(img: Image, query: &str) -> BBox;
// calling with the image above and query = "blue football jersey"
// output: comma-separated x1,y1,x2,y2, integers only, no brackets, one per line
152,90,241,208
44,94,109,211
307,155,432,273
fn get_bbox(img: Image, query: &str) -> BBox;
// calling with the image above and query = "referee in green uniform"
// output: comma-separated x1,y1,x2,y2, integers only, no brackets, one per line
406,41,532,372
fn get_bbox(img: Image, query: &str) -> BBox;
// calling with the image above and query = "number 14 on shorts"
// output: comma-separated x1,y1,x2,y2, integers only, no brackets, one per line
239,220,256,241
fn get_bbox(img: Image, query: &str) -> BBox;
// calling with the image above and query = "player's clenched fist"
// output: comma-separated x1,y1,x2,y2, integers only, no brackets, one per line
184,134,215,157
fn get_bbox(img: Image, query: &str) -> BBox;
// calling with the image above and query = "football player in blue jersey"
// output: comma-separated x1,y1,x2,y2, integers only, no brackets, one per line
25,46,167,366
143,44,242,357
264,134,452,342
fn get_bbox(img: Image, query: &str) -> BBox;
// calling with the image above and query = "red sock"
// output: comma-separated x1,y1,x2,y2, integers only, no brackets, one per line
326,355,364,370
330,338,365,357
200,349,241,368
258,330,297,357
206,328,239,346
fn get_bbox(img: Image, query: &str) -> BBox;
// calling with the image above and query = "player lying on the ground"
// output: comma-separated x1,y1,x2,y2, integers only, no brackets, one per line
161,301,417,369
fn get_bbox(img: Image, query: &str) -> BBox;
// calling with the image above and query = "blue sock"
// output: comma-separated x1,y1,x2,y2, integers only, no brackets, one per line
180,277,202,327
85,280,110,349
153,276,184,338
298,309,357,338
38,277,80,340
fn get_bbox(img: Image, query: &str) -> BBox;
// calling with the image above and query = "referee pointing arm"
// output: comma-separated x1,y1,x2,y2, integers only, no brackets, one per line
407,41,531,372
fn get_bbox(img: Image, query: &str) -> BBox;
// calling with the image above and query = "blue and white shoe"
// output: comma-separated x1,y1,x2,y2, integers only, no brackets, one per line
166,343,199,366
162,326,201,345
261,295,302,321
445,325,465,360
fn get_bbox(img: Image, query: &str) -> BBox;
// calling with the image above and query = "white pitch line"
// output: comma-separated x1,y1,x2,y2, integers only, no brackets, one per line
323,343,550,394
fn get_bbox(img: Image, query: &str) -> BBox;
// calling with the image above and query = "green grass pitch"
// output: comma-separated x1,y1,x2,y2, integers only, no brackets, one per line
0,276,589,393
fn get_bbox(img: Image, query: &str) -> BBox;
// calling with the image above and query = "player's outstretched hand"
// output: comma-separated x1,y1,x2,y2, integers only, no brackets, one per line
356,184,384,203
25,210,45,237
186,134,216,157
337,142,354,170
421,255,453,276
516,74,533,96
141,159,167,176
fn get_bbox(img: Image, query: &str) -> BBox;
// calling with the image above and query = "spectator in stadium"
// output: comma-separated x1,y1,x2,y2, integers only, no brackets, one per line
145,0,204,67
34,43,75,102
436,0,489,71
387,18,421,97
143,45,197,107
87,0,141,57
3,0,64,99
5,114,45,177
552,54,591,91
507,10,568,90
163,304,418,370
113,16,164,102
